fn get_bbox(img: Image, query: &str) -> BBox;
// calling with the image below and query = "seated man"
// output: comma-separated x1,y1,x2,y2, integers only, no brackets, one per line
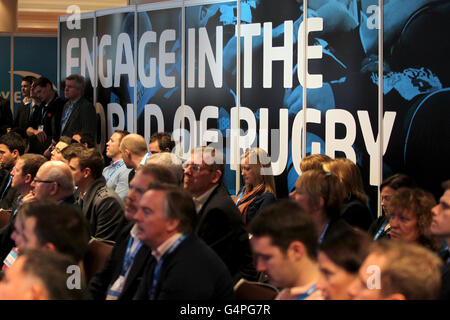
66,148,126,242
148,132,175,154
9,200,89,269
89,164,177,300
119,133,150,183
347,239,442,300
430,180,450,300
103,130,131,201
183,146,256,282
133,184,234,300
0,249,85,300
249,200,324,300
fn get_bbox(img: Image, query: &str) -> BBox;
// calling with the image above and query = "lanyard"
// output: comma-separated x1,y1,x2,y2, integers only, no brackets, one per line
235,190,245,207
319,222,330,244
106,160,125,182
1,174,12,199
120,235,143,277
296,283,317,300
373,219,390,240
141,152,151,165
149,234,187,300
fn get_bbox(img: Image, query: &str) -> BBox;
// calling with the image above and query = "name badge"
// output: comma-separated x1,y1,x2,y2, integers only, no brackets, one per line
38,125,44,131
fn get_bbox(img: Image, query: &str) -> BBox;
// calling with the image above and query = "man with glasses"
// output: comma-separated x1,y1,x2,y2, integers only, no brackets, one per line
28,160,76,204
183,146,257,283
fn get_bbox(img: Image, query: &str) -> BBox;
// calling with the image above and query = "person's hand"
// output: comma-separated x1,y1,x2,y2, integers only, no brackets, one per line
35,131,47,144
22,193,37,203
26,127,37,136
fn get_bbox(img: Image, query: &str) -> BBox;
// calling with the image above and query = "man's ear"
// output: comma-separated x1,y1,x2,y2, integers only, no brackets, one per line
43,242,57,252
83,167,92,179
211,170,222,184
287,241,306,261
24,173,33,184
12,149,19,159
166,219,180,233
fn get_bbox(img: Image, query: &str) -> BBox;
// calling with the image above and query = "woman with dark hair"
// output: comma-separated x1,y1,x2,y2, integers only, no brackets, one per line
387,187,441,252
369,173,417,240
317,228,371,300
290,169,351,243
235,148,276,225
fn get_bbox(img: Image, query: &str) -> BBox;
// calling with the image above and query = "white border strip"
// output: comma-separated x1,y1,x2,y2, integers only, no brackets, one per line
184,0,235,7
95,6,135,17
59,11,95,22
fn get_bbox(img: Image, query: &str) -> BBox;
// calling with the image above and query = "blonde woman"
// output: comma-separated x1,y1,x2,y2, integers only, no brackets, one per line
235,148,276,225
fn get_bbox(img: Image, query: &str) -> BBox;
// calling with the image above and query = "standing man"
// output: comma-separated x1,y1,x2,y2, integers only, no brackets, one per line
66,148,125,242
13,76,37,131
0,133,26,211
0,96,13,134
89,164,177,300
133,184,234,300
103,130,131,201
430,180,450,299
249,200,324,300
183,146,257,282
119,134,150,183
28,77,66,153
60,74,97,140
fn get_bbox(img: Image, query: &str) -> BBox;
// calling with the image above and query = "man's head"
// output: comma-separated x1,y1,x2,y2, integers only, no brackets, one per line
135,184,196,249
347,240,442,300
119,134,148,169
66,148,104,188
51,136,72,161
32,77,54,105
149,132,175,154
71,131,95,148
125,164,177,222
12,200,90,262
0,132,26,169
183,146,225,197
21,76,36,99
0,249,84,300
31,161,74,201
106,130,129,160
11,154,47,195
146,152,184,186
249,200,318,288
64,74,84,101
431,180,450,242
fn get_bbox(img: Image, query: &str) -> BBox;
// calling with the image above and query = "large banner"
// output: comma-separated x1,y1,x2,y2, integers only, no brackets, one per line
59,0,450,210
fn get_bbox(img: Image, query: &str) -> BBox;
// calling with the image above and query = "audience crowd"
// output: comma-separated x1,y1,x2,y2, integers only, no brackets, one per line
0,74,448,301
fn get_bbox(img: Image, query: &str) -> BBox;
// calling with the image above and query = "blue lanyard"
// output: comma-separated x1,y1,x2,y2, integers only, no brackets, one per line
374,219,390,240
141,152,151,165
149,234,187,300
106,160,125,182
1,174,12,199
235,189,245,207
120,235,143,277
296,283,317,300
319,222,330,244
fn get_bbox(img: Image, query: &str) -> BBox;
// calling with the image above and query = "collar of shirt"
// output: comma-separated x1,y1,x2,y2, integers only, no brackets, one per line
110,158,124,168
275,282,324,300
130,223,139,240
23,97,31,104
68,97,80,107
151,232,182,263
193,184,218,213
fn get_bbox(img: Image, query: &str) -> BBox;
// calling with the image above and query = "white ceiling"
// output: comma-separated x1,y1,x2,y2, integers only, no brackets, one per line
17,0,129,33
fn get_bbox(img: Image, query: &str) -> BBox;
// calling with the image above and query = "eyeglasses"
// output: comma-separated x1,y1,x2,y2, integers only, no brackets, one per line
182,162,210,172
34,179,55,184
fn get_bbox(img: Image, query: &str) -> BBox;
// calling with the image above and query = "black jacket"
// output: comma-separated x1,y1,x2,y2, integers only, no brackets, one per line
134,234,235,300
196,185,258,282
77,177,126,242
88,222,153,300
60,97,97,140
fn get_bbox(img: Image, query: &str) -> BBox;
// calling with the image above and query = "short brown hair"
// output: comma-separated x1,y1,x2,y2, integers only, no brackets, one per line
150,132,175,152
370,240,442,300
76,148,105,180
136,164,177,186
20,154,47,178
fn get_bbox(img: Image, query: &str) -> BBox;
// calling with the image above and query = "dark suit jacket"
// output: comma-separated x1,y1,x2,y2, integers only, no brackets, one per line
441,261,450,300
78,177,126,242
322,217,353,243
0,209,17,262
134,234,235,300
60,97,97,139
196,185,258,282
0,97,13,130
341,197,375,231
13,102,35,130
0,169,20,211
88,222,153,300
